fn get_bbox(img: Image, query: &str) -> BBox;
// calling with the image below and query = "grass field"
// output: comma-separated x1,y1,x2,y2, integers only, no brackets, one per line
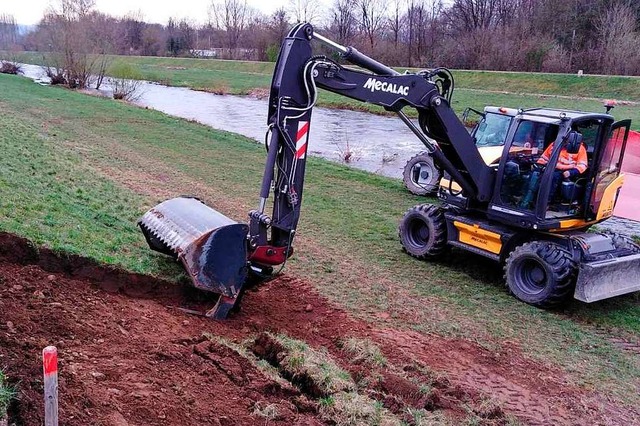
1,73,639,410
9,52,640,130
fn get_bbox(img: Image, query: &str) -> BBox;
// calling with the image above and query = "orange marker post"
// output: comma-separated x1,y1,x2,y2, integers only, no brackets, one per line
42,346,58,426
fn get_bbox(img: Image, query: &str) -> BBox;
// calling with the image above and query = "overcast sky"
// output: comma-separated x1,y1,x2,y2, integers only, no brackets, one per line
2,0,304,26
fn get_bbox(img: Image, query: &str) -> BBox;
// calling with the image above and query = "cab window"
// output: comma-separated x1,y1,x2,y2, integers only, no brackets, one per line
474,113,511,147
572,119,603,156
498,120,559,211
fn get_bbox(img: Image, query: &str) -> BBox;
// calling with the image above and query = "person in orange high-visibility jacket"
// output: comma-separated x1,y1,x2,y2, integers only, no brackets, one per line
536,131,588,202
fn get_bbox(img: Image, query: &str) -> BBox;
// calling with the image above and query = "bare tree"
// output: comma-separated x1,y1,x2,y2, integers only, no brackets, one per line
141,24,166,56
387,0,404,49
358,0,388,51
269,8,291,42
596,1,639,75
404,0,441,66
120,11,146,54
445,0,499,33
210,0,249,53
328,0,358,45
32,0,119,88
289,0,323,24
59,0,96,17
82,12,116,88
0,14,19,49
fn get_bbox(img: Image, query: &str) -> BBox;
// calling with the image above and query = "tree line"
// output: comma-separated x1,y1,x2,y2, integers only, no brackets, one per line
2,0,640,81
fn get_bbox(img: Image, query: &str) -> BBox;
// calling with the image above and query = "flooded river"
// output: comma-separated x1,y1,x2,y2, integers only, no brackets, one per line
18,64,640,236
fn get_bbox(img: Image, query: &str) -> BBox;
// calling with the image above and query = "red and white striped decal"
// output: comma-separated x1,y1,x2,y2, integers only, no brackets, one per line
295,121,309,159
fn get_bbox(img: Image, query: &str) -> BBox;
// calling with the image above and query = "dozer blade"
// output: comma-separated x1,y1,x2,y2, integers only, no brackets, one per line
138,197,249,319
574,253,640,302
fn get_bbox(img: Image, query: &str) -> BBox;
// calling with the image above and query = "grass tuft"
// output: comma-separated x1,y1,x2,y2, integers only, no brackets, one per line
251,401,280,422
201,333,293,389
340,337,387,367
462,397,523,426
252,333,402,425
407,408,455,426
273,334,356,396
319,392,401,426
0,370,15,421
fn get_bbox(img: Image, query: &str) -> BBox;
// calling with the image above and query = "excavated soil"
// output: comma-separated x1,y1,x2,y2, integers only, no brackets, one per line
0,232,638,425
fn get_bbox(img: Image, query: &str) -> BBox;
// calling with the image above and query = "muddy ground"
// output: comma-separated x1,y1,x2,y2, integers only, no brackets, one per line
0,232,637,426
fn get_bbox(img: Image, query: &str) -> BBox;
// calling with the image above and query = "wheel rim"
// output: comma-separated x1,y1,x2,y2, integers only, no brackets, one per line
407,216,430,248
411,162,432,185
514,258,548,295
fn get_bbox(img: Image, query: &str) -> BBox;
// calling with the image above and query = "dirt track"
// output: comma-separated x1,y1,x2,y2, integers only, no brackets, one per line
0,232,637,425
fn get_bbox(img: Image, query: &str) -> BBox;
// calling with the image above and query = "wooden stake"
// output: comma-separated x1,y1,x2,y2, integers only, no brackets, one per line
42,346,58,426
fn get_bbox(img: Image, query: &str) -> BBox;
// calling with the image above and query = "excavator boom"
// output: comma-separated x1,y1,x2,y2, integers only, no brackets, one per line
138,23,499,318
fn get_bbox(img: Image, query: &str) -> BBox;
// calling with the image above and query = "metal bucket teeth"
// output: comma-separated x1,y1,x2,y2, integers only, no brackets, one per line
138,196,249,307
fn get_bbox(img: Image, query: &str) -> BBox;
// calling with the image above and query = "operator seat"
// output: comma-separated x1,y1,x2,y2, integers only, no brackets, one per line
559,132,588,208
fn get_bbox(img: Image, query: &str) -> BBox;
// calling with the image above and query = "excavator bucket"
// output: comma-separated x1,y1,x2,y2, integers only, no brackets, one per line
138,197,249,319
574,253,640,302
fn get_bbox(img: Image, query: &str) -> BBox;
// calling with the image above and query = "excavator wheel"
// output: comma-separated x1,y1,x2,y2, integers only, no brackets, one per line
505,241,576,308
399,203,447,259
402,152,442,196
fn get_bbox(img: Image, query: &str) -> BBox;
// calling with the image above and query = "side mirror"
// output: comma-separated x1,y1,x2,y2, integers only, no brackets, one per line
462,107,485,129
462,108,471,123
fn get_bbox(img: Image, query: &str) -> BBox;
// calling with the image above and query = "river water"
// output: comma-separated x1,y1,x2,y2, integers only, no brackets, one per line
20,64,424,178
18,64,640,236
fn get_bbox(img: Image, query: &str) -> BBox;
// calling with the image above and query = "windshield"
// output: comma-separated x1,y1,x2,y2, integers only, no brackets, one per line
474,113,512,147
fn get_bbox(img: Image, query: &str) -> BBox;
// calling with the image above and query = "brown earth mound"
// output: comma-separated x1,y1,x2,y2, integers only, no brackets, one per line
0,232,637,425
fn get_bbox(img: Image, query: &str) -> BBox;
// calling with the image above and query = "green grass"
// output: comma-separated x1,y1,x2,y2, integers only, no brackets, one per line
0,73,639,407
9,52,640,129
452,69,640,101
270,333,356,396
261,333,402,426
0,370,14,421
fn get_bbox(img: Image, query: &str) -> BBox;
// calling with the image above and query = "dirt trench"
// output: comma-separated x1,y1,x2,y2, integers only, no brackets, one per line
0,232,637,425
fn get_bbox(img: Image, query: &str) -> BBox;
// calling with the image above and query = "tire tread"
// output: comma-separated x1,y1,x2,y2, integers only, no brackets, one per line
504,241,576,308
399,203,447,259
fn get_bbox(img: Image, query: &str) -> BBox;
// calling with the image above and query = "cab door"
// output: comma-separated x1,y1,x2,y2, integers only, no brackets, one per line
589,120,631,220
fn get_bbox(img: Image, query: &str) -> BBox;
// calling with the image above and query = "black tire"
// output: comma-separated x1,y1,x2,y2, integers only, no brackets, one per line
399,204,447,259
505,241,577,308
402,152,442,196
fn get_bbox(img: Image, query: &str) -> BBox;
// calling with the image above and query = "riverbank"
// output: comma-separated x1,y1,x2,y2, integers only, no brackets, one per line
18,63,640,230
7,52,640,130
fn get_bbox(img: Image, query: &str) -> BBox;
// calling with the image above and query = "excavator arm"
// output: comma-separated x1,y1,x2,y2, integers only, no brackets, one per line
138,23,493,318
250,23,494,263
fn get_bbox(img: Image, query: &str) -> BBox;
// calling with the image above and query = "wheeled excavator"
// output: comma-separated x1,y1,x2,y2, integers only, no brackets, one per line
138,23,640,318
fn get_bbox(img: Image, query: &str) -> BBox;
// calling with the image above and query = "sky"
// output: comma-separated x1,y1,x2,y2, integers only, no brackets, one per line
1,0,300,26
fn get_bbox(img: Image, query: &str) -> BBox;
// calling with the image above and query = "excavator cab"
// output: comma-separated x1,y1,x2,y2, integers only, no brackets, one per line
487,109,627,228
